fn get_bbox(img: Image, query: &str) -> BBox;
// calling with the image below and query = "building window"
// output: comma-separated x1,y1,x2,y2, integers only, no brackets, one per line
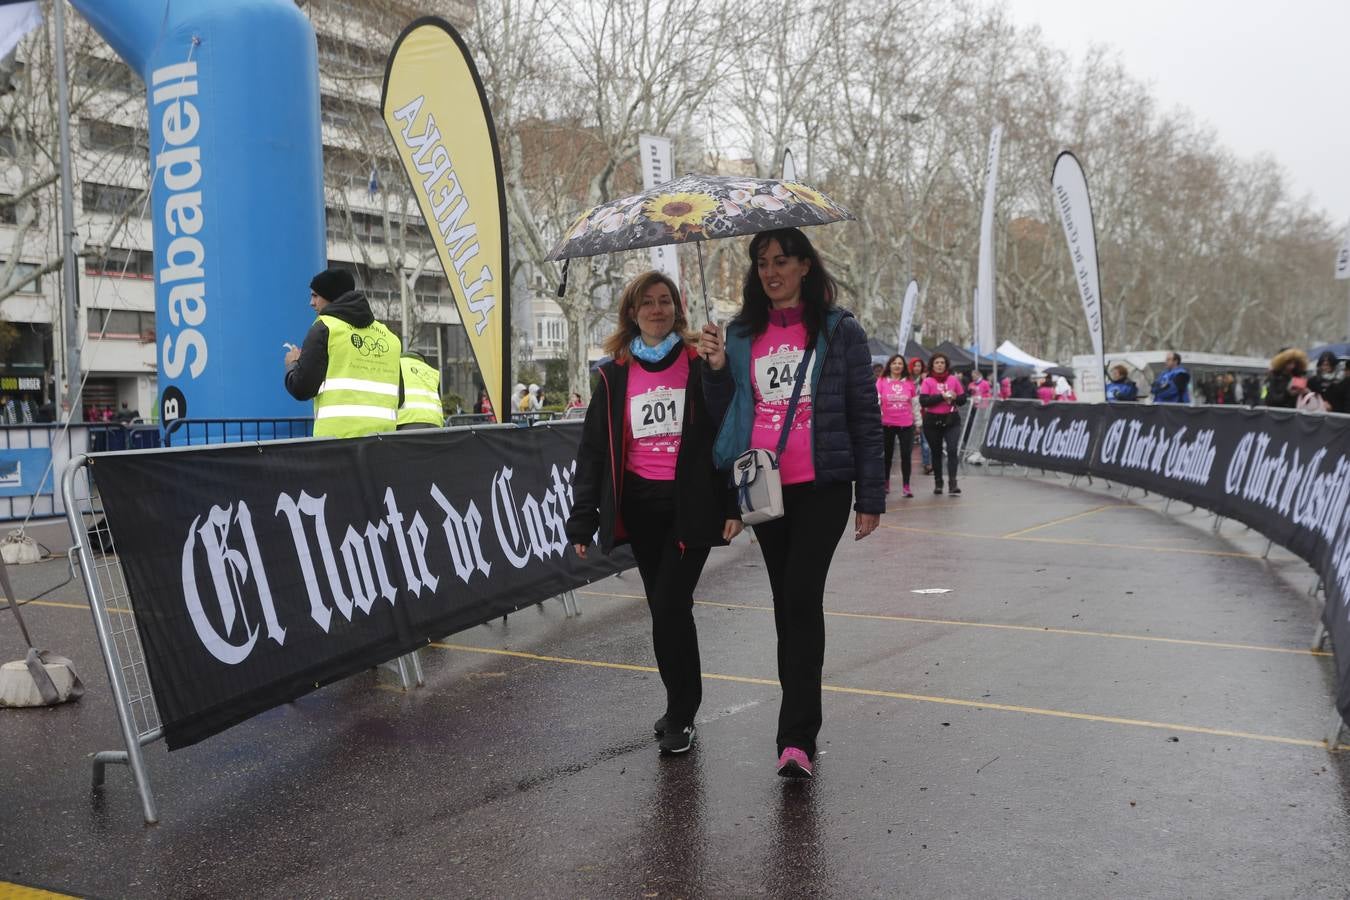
536,317,565,350
316,33,375,69
85,247,155,279
88,308,155,341
328,208,387,245
0,261,42,294
82,182,149,219
319,94,384,136
79,119,149,154
0,195,17,226
73,55,140,93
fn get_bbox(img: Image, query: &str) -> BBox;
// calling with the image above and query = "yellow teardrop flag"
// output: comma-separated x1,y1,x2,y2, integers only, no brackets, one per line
382,18,509,420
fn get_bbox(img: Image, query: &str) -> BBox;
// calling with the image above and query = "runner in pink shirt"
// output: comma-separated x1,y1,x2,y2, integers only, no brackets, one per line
919,352,967,495
1037,373,1056,404
967,369,994,408
566,271,742,757
876,354,916,497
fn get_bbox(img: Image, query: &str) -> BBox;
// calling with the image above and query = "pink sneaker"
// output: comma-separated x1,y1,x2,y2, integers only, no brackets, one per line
902,484,913,498
776,747,813,779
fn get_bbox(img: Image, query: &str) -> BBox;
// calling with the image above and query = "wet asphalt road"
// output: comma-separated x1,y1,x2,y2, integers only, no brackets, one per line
1,469,1349,898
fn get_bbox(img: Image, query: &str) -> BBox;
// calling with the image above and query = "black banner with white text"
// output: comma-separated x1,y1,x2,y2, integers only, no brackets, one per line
93,424,633,749
983,400,1350,731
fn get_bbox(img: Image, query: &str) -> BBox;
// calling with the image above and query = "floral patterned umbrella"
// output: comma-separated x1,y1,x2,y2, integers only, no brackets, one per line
546,173,854,262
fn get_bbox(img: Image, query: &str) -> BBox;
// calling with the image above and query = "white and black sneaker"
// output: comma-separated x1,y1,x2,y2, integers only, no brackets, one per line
658,724,696,755
653,715,670,736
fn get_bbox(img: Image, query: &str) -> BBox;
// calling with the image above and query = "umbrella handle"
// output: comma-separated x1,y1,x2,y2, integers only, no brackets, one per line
696,241,713,325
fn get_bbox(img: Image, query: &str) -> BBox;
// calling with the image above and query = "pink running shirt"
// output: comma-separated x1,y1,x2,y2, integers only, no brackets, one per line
919,375,965,415
877,376,916,427
750,307,815,485
624,350,689,481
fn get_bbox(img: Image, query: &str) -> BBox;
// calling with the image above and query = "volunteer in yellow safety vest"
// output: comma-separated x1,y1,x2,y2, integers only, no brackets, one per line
283,268,403,438
397,352,444,429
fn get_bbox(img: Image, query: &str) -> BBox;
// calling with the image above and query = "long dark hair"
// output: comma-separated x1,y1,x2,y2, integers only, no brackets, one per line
882,354,906,379
732,228,837,341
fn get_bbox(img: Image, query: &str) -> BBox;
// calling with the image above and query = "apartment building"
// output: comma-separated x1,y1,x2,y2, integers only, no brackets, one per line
0,0,480,422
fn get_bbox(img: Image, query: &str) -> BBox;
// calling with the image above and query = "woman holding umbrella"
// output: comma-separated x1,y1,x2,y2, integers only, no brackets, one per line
566,271,741,756
700,227,884,779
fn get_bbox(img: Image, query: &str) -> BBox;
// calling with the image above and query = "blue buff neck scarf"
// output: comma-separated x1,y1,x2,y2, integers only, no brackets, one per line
630,332,681,363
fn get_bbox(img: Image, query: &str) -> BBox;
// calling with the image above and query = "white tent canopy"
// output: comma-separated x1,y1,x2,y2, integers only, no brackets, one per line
996,340,1060,371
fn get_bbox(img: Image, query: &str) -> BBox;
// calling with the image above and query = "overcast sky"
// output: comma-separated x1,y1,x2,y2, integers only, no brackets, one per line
996,0,1350,225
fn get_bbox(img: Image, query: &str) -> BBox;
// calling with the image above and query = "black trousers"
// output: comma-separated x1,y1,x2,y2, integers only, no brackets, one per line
622,475,710,729
751,481,852,759
922,415,962,484
882,425,914,486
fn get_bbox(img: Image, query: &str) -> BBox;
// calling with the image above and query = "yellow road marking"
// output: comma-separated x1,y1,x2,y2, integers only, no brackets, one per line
28,600,91,612
877,522,1261,559
1001,504,1117,538
429,642,1347,752
577,591,1331,658
0,881,79,899
22,598,132,615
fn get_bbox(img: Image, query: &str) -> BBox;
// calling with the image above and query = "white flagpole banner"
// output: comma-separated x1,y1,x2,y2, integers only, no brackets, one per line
1051,150,1105,378
975,125,1002,356
1335,224,1350,280
638,134,681,289
0,1,41,60
897,279,919,352
972,287,982,364
782,147,797,182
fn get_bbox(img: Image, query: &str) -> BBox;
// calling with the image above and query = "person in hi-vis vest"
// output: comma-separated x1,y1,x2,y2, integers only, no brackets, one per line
397,351,444,430
284,268,403,438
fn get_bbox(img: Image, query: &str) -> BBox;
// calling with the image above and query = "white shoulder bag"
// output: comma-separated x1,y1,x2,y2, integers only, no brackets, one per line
732,344,814,525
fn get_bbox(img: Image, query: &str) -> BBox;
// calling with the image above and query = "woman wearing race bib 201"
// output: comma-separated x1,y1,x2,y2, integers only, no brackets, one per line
566,271,742,757
699,227,884,780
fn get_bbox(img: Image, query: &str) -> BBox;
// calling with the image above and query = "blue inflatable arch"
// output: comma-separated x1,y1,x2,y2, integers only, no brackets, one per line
72,0,326,424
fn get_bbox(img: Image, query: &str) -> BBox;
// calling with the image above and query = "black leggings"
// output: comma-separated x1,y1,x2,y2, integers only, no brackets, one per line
882,425,914,486
922,415,962,484
750,481,852,759
622,476,710,729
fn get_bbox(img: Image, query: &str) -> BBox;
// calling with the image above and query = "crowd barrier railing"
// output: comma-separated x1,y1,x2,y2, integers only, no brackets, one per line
980,398,1350,749
163,417,314,447
61,420,609,823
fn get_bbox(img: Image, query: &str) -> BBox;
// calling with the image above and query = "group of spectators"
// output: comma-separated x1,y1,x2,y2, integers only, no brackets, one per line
1262,349,1349,413
1103,349,1350,413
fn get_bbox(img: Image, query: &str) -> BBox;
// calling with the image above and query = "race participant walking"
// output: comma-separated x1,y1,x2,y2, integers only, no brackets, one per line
909,357,933,474
876,354,916,498
919,352,966,495
566,271,741,757
700,227,883,780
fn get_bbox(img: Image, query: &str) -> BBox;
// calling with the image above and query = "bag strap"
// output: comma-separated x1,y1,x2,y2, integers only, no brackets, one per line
775,344,815,457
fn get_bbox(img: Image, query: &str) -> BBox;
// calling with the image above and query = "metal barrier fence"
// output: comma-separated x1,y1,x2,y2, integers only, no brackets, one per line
62,456,162,823
0,424,92,520
163,417,314,447
87,424,162,452
63,421,583,824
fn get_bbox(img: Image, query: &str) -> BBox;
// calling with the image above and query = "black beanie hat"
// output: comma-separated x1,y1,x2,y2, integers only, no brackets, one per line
310,268,355,302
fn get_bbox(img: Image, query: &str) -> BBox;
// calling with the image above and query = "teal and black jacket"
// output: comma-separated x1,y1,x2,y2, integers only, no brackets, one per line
703,307,885,515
